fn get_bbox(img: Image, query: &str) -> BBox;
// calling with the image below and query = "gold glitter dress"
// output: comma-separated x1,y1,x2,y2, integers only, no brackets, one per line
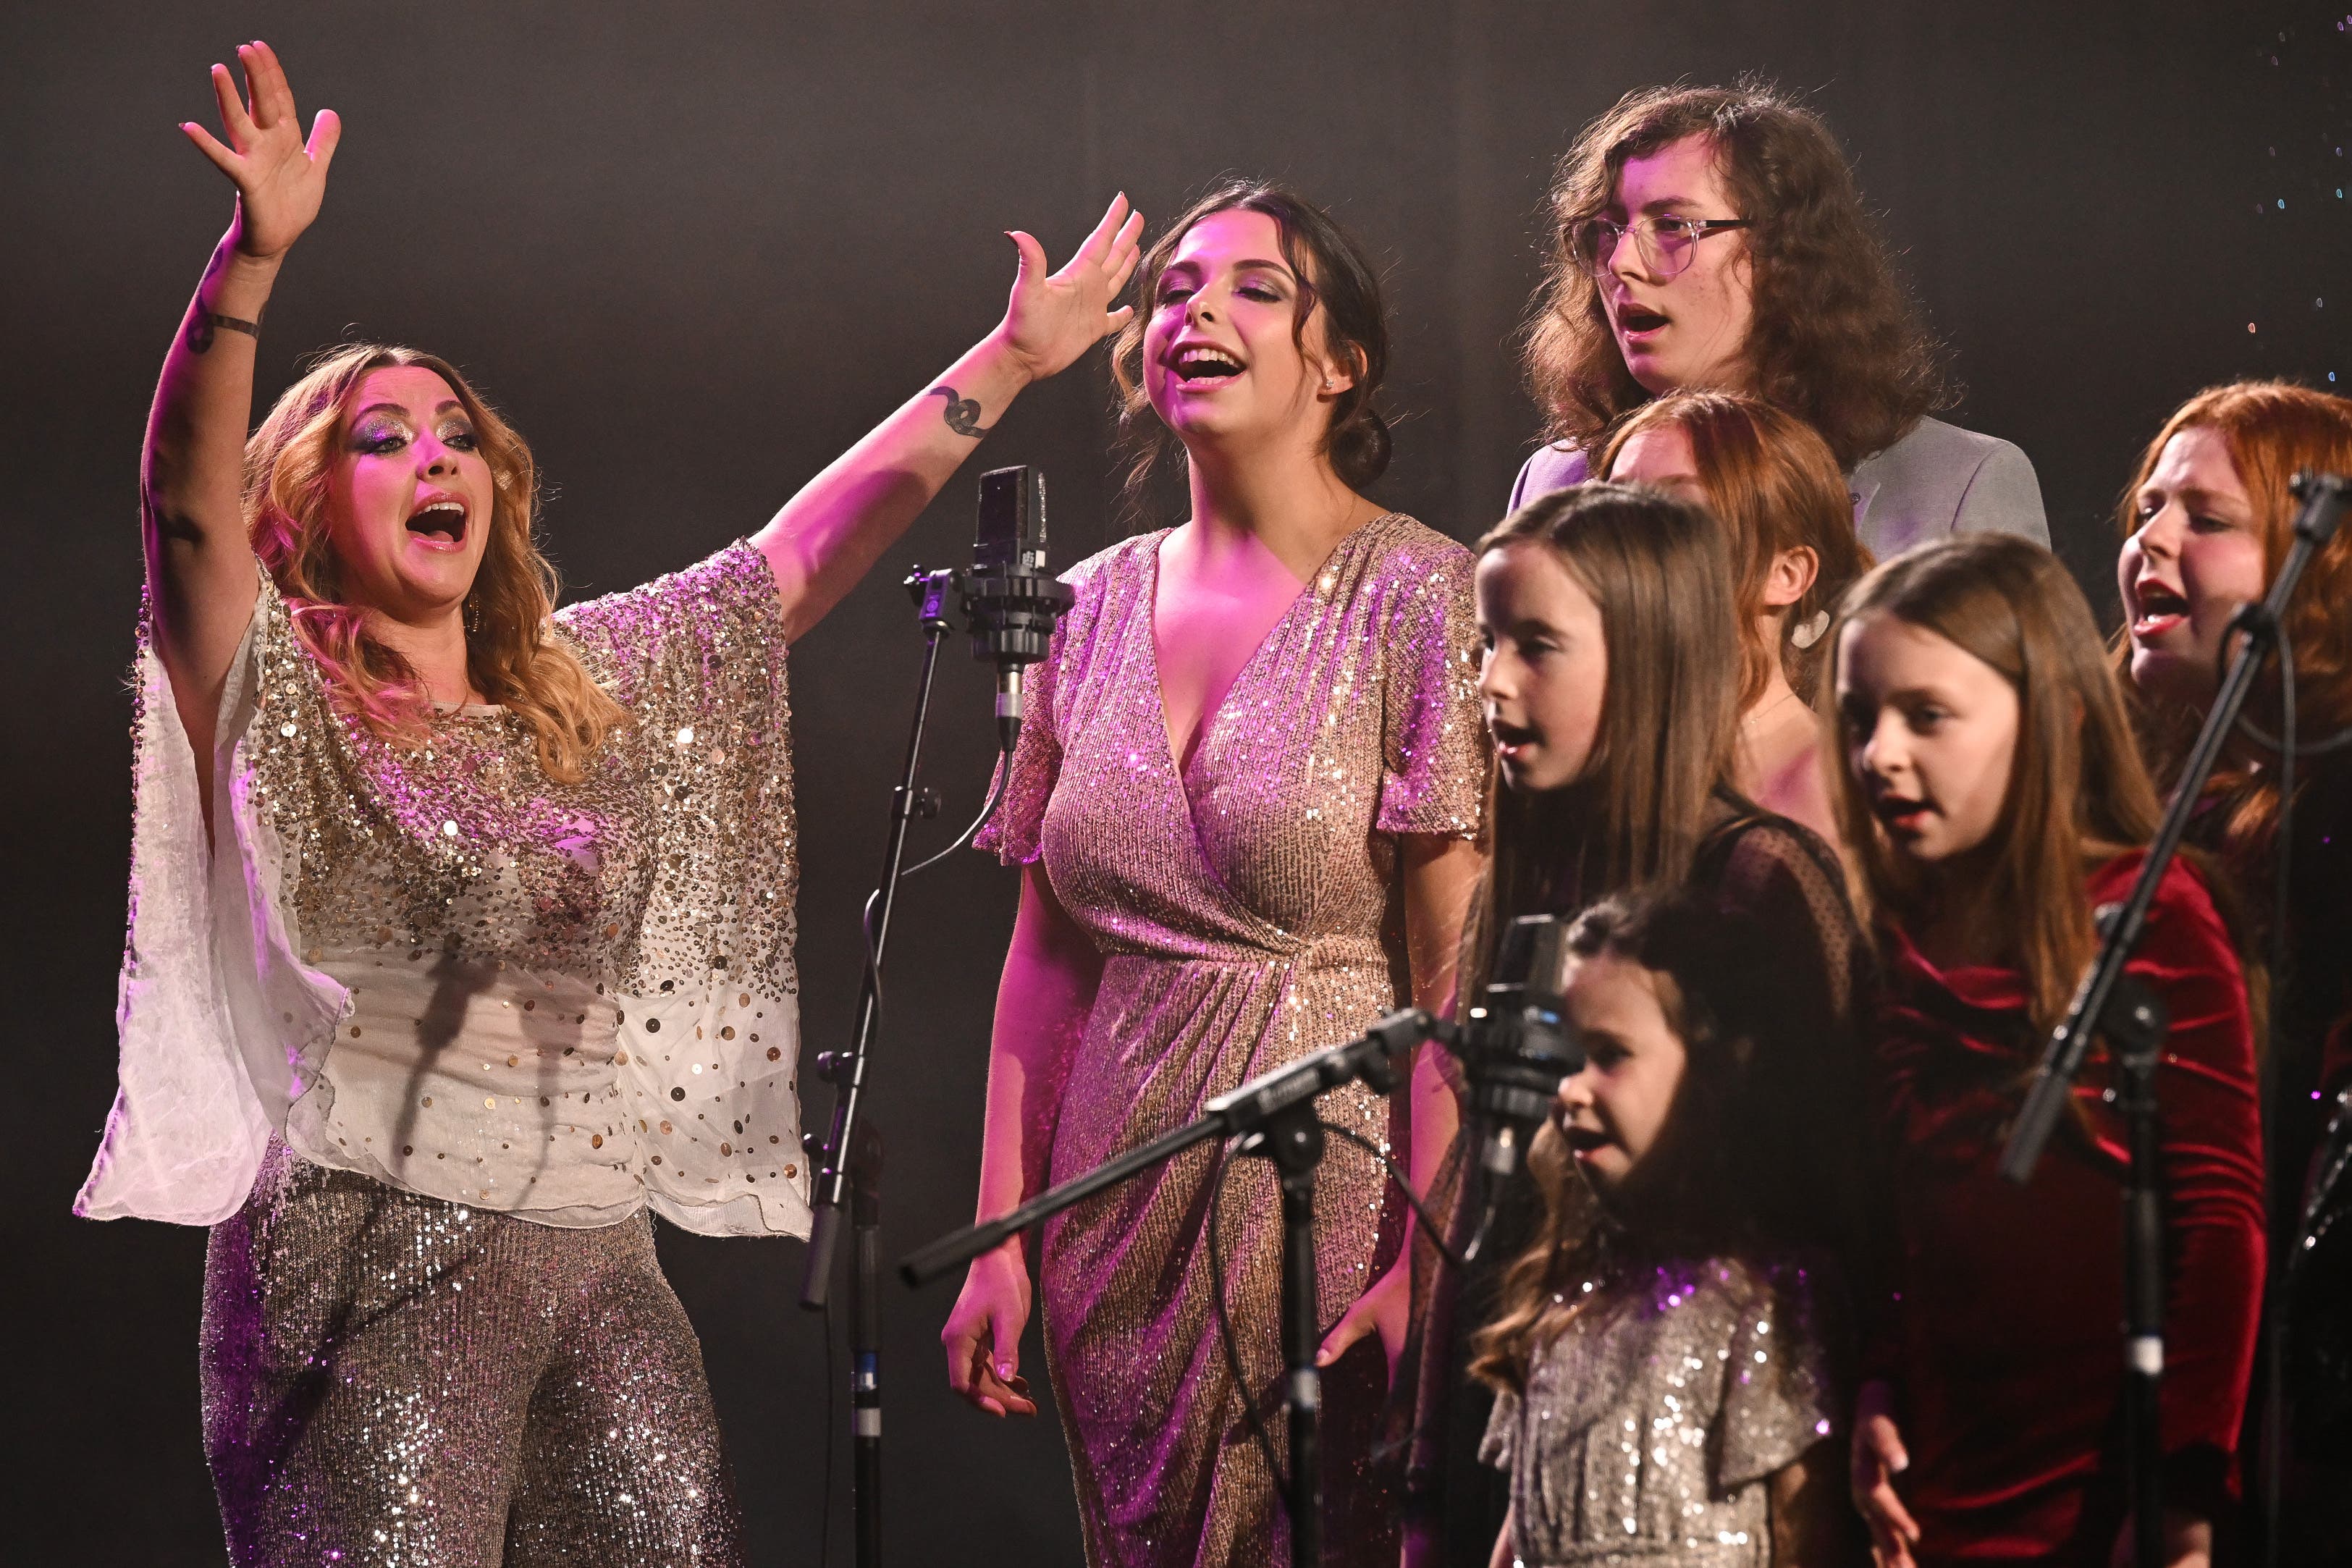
978,514,1488,1567
1480,1252,1846,1568
78,541,806,1565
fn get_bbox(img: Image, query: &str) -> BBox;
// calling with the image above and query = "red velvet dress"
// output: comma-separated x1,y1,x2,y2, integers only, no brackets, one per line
1869,853,2265,1564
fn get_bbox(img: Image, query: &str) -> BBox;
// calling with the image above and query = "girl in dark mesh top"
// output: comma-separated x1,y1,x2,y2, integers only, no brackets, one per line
1404,482,1875,1566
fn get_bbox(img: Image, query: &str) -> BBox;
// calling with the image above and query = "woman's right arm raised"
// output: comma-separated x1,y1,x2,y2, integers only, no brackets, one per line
146,41,338,759
940,861,1103,1416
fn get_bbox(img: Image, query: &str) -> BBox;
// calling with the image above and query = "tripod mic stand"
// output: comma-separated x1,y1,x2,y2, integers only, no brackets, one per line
1999,470,2349,1568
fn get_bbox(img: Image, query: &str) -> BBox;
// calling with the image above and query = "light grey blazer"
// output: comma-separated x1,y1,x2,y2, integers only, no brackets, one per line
1505,415,2049,560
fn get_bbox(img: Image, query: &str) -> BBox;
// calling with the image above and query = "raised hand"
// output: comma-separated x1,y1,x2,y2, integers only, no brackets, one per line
180,41,340,261
995,193,1147,385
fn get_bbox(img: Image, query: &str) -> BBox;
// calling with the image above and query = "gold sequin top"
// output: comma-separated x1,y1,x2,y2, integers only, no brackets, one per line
77,542,809,1236
1482,1251,1847,1568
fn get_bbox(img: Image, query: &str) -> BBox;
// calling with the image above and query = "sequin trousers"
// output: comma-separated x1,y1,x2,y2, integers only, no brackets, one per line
979,515,1488,1567
202,1141,746,1567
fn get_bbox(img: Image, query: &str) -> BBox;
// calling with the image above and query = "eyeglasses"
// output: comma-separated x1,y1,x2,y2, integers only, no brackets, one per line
1570,215,1752,278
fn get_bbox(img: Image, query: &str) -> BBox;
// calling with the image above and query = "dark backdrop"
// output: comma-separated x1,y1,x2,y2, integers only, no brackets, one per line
5,3,2346,1560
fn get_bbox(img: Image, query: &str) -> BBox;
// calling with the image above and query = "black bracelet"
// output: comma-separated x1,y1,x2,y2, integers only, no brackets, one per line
185,304,262,354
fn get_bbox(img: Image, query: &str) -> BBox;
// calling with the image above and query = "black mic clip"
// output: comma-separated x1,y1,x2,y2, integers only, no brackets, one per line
1442,914,1585,1258
961,465,1076,750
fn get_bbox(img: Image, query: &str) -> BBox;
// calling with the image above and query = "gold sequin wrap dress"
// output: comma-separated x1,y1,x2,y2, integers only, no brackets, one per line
77,542,807,1565
977,515,1488,1567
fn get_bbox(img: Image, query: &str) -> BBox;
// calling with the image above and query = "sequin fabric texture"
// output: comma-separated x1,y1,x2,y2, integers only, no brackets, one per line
979,515,1488,1567
1480,1252,1845,1568
204,1139,746,1566
237,541,806,1233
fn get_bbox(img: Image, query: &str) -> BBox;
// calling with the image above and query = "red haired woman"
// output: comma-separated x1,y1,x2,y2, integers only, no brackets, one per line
1511,83,2048,559
1599,389,1873,843
77,43,1139,1564
2115,381,2352,1561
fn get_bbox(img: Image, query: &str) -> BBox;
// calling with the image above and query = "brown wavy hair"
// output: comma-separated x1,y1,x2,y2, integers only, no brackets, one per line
1525,81,1950,470
1598,390,1873,709
1460,484,1742,1003
1823,534,2161,1033
1469,886,1855,1393
2117,380,2352,864
245,343,626,782
1110,179,1393,526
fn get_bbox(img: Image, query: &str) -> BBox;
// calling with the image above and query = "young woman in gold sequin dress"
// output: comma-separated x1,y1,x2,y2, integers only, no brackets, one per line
937,182,1490,1567
78,42,1142,1567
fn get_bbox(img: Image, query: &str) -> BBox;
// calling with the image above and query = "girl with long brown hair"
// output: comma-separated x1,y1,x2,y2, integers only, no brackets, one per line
2114,380,2352,1560
1599,389,1873,843
80,43,1144,1563
1509,82,2047,558
1407,483,1871,1564
1832,535,2264,1568
1468,886,1858,1568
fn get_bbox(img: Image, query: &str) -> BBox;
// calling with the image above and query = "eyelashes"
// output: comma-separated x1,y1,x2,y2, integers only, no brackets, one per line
350,423,479,455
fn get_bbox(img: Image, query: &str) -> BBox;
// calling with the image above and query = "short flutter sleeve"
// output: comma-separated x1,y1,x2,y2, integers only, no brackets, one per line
1374,536,1487,839
555,541,809,1238
1714,1256,1849,1493
1477,1385,1522,1471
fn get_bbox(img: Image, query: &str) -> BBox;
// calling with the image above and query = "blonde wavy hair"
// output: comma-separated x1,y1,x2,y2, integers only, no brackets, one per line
245,344,625,782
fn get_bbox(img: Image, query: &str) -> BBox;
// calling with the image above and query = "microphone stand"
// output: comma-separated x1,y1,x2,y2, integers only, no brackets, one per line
1999,471,2348,1568
900,1008,1447,1568
800,565,959,1568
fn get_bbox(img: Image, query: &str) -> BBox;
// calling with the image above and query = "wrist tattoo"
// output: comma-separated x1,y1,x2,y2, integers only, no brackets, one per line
185,303,262,355
930,385,989,438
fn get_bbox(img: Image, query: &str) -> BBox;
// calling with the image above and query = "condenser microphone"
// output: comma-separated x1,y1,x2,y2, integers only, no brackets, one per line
1451,914,1583,1257
964,465,1074,751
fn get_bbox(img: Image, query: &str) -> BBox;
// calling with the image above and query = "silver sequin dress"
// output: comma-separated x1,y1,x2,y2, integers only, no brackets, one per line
1481,1252,1846,1568
978,514,1489,1567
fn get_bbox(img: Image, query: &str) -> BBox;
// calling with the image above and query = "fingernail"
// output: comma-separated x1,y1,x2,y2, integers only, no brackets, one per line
996,1360,1014,1379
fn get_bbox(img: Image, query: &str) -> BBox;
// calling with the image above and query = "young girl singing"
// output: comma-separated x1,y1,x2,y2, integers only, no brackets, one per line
1407,482,1873,1560
1470,886,1858,1568
1831,534,2265,1568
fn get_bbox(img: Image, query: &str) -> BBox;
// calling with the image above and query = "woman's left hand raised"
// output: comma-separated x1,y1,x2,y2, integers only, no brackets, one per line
181,40,340,262
992,193,1146,386
1316,1254,1410,1385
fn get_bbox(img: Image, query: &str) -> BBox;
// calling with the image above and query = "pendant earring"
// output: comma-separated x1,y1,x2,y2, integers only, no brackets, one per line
1790,610,1831,649
465,597,484,636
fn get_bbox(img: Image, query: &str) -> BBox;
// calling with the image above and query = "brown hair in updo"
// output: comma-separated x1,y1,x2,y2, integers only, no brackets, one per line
1109,179,1393,525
